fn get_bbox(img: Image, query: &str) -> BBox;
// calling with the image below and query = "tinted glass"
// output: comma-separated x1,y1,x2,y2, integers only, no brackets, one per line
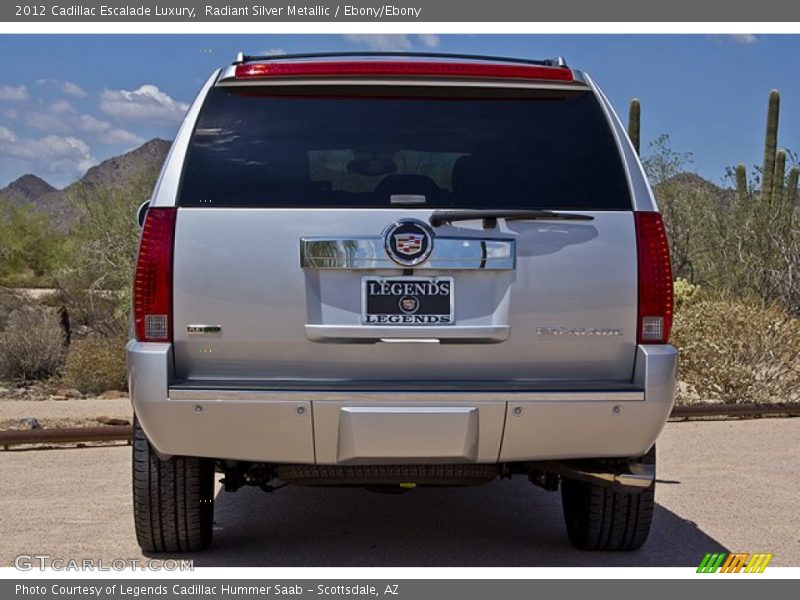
179,87,632,210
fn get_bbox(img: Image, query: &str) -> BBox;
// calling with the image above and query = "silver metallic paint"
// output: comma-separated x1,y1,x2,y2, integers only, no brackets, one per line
335,406,479,464
128,342,675,463
131,66,677,466
171,209,637,381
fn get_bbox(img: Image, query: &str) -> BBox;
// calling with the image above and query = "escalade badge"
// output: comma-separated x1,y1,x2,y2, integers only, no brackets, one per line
383,219,434,267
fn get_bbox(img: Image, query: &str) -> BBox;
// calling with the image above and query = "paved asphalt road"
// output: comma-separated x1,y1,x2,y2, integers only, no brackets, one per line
2,418,798,567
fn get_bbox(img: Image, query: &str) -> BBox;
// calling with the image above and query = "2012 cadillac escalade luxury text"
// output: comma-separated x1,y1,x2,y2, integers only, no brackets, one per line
128,52,677,554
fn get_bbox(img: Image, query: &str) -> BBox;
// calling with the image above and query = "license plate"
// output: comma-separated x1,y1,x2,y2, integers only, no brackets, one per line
362,277,454,325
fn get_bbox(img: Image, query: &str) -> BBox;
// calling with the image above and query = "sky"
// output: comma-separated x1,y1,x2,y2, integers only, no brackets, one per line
0,33,798,188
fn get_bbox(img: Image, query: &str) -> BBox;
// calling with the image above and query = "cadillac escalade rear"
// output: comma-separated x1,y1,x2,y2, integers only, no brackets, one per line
128,52,677,554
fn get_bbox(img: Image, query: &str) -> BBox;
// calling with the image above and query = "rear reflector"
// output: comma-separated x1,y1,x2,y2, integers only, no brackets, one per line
134,207,176,343
235,60,574,82
635,212,674,344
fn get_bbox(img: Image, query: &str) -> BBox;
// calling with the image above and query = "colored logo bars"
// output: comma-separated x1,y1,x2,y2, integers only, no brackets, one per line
697,552,773,573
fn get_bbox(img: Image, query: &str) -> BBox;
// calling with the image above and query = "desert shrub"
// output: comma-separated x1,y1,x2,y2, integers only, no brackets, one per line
718,199,800,315
673,278,700,310
0,287,25,331
0,304,65,380
671,299,800,404
45,282,125,337
64,335,127,394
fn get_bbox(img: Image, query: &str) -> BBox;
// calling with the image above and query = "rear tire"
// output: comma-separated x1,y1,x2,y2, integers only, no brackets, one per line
132,416,215,552
560,446,656,551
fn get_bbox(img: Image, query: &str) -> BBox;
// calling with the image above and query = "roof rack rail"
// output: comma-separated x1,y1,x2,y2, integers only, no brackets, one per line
232,51,568,69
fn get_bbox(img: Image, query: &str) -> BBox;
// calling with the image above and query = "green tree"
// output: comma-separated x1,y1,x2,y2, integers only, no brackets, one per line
642,135,716,283
0,204,64,283
56,169,159,333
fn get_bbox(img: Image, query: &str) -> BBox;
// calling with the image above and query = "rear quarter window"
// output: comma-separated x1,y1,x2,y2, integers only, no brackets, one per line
178,86,632,210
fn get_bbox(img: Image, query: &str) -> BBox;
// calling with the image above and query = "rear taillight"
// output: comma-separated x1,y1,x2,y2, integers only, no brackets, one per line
134,207,176,343
635,212,673,344
235,60,574,82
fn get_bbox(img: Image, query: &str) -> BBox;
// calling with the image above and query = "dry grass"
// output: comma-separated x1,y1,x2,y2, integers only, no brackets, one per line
64,335,127,395
672,298,800,404
0,304,65,380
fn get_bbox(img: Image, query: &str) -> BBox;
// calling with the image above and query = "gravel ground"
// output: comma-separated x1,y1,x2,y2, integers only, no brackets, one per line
0,397,131,429
0,417,798,568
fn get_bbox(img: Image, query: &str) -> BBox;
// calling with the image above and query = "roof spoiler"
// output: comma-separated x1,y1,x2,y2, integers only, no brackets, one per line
232,51,568,69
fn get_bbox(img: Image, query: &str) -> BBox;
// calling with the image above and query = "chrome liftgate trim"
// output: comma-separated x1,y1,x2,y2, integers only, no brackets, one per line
301,237,515,270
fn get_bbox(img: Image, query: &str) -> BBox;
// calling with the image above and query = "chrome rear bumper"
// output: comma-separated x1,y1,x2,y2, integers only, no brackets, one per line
128,342,676,464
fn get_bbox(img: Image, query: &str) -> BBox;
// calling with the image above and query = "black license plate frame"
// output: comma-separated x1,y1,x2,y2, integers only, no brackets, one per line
361,276,454,326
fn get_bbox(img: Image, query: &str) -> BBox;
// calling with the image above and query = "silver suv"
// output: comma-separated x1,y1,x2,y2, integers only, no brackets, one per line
128,52,676,554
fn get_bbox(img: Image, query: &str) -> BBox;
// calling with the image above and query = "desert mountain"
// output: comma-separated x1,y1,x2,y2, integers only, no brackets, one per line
653,171,738,209
0,138,171,229
1,174,56,203
657,172,725,194
79,138,170,189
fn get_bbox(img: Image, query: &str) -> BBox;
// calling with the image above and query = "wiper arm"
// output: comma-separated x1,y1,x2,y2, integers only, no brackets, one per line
429,209,594,228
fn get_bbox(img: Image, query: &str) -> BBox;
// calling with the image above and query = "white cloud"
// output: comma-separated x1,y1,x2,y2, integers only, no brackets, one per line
36,79,89,98
416,34,440,49
343,34,442,52
22,110,74,134
729,34,758,44
60,81,88,98
0,128,96,177
104,129,145,145
77,114,112,133
77,114,144,145
0,85,29,101
344,35,413,51
23,99,141,144
259,48,286,56
1,85,145,147
0,125,17,143
100,84,189,122
49,99,76,115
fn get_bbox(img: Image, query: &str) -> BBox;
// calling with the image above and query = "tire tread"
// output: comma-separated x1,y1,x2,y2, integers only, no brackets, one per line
132,417,213,553
560,447,656,551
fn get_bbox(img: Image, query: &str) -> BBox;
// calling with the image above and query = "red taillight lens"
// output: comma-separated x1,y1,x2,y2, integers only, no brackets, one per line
134,207,176,343
635,212,674,344
235,60,574,82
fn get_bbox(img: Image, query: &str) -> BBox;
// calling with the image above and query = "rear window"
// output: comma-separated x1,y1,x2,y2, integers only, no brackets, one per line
178,86,632,210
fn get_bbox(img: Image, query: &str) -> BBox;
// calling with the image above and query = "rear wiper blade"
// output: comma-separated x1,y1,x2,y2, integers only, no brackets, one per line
429,209,594,227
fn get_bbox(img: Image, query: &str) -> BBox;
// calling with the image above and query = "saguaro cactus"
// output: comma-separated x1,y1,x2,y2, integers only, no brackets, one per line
787,167,799,206
761,90,780,200
771,149,787,206
735,163,749,204
628,98,641,155
737,90,790,204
